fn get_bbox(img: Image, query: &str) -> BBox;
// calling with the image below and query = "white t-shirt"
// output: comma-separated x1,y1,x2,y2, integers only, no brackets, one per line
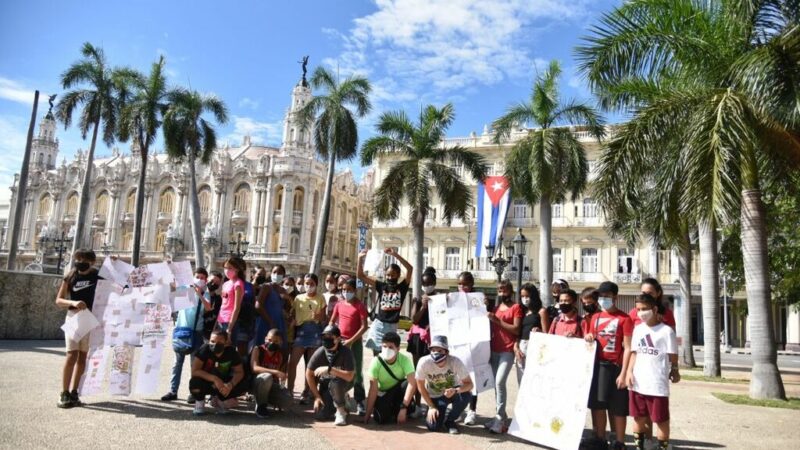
631,322,678,397
415,354,470,398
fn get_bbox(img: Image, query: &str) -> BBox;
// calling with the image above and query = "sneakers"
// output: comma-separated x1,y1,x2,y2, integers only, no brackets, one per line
463,409,477,425
186,393,196,404
255,404,270,419
445,420,460,435
193,400,206,416
334,408,348,426
486,415,505,434
160,392,178,401
69,390,83,407
210,396,228,415
299,391,311,405
57,391,73,409
611,441,626,450
356,400,367,416
345,394,357,413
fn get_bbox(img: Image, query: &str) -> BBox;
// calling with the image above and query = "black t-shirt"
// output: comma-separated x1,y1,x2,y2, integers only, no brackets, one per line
375,280,409,324
66,268,101,311
307,344,355,380
411,297,430,328
520,311,542,341
195,344,243,382
203,293,223,338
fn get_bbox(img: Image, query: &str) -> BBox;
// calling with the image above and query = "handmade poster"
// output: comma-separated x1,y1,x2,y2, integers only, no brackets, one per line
471,363,495,394
509,333,597,450
79,346,109,396
99,258,134,287
134,339,164,395
172,293,194,311
61,309,101,341
363,249,384,274
427,294,449,338
168,260,194,287
142,303,172,340
109,345,134,396
448,317,471,346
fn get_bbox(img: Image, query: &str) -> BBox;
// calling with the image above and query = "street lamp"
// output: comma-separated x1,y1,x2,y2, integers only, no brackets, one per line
229,232,249,258
53,231,72,273
486,237,510,283
511,228,528,299
100,232,113,256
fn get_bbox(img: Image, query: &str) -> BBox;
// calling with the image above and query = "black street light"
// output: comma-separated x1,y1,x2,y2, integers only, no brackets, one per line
229,232,249,258
511,227,528,300
54,231,72,272
486,237,510,283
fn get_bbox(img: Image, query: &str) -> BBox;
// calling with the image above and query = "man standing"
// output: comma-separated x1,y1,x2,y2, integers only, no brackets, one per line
306,324,355,426
415,336,473,435
364,331,417,424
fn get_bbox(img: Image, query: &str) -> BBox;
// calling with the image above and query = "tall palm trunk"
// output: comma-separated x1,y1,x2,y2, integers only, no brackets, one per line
6,91,38,271
413,217,424,300
71,116,101,254
539,195,553,306
699,222,720,376
187,148,204,267
741,189,785,399
677,231,696,367
309,152,336,275
132,148,148,266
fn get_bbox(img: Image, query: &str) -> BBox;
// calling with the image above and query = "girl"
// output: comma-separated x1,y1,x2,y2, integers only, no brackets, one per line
323,271,340,323
287,273,325,403
457,271,480,426
485,279,522,434
514,283,548,383
218,257,245,339
549,289,583,338
632,278,676,329
408,266,436,414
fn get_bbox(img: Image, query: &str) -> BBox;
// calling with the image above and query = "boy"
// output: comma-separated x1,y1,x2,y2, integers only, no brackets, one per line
549,288,583,338
251,328,293,418
626,294,680,450
364,331,417,425
55,249,101,408
329,278,369,415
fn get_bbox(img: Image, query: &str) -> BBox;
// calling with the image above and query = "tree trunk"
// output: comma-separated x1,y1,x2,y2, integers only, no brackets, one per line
187,148,204,268
71,115,101,254
741,189,786,399
309,152,336,275
413,216,424,300
539,195,553,306
131,148,148,266
699,222,720,377
677,231,696,367
6,90,38,271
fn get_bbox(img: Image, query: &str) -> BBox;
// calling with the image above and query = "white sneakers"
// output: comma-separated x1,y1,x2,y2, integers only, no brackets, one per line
463,409,477,425
485,415,505,434
193,400,205,416
334,407,348,426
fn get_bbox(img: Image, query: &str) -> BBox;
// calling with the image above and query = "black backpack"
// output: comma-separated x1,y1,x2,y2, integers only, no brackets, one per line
546,304,560,323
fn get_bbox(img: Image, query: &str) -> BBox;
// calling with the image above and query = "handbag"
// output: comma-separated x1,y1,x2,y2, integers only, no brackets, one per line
172,296,204,355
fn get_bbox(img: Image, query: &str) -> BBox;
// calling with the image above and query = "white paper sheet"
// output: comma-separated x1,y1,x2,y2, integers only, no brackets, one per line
428,294,449,338
134,339,164,395
172,294,194,311
109,345,134,396
79,346,109,396
471,363,495,394
446,292,468,319
467,292,488,319
168,260,194,287
99,258,134,287
363,249,384,274
447,318,471,345
449,344,473,369
61,310,101,341
142,303,172,340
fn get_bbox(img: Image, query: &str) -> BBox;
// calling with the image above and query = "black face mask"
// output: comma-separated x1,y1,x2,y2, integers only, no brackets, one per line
207,282,219,292
498,295,512,304
322,337,336,350
255,276,267,285
583,303,598,314
559,303,573,314
210,342,225,354
385,278,398,290
74,261,90,272
266,342,280,352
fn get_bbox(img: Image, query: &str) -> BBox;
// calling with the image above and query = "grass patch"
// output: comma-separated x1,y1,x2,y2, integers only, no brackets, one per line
681,374,748,384
712,392,800,410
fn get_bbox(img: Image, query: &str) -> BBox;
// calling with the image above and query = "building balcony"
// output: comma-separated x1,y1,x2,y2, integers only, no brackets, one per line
121,212,134,223
292,211,302,227
231,209,249,224
551,217,571,227
507,217,536,228
92,213,106,226
156,211,172,223
574,217,602,227
554,271,605,283
36,214,49,223
613,272,643,284
62,213,76,224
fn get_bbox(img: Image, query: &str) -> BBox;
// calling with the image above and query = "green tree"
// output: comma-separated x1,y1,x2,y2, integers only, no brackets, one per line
163,88,228,268
492,60,605,304
118,56,169,266
361,104,488,296
55,42,139,256
297,67,371,275
577,0,800,399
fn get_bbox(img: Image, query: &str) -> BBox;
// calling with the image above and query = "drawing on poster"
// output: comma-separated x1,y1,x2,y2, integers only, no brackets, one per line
142,303,172,340
168,260,194,287
109,344,134,396
79,346,109,396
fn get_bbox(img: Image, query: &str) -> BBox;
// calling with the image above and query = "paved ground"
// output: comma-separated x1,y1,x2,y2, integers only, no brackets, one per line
1,340,799,449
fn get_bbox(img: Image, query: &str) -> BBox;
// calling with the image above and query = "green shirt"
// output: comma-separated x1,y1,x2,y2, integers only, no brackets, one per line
368,352,415,391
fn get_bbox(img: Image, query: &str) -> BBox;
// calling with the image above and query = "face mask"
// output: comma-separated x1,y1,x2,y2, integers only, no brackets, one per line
598,296,614,311
521,296,531,307
430,351,447,363
210,342,224,354
326,282,337,292
266,342,280,352
583,303,598,314
271,274,284,283
423,285,436,294
637,309,654,323
297,284,305,293
559,303,573,314
225,269,236,280
283,284,293,291
74,261,90,272
498,294,511,304
194,278,207,290
322,336,336,349
458,286,471,293
207,282,218,292
255,276,267,285
344,291,355,301
380,346,397,360
305,284,316,295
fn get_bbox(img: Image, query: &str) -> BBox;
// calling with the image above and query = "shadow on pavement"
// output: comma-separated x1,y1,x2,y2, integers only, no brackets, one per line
668,439,725,448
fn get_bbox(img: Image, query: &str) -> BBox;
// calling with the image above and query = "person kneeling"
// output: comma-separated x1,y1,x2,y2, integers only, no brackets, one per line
306,325,355,426
189,329,249,416
251,328,293,418
415,336,473,435
364,331,417,425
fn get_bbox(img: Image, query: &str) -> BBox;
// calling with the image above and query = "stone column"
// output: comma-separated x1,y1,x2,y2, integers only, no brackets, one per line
257,184,268,246
141,188,153,250
278,184,293,252
300,181,314,254
107,190,120,247
248,187,262,246
263,178,275,251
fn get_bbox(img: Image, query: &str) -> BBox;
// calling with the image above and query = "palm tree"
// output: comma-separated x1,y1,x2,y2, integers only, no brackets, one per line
297,66,371,275
163,89,228,268
55,42,139,255
492,60,605,305
361,104,489,296
577,0,800,399
118,56,169,266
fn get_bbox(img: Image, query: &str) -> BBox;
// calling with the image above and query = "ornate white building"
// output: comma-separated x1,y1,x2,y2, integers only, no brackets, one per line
2,76,373,276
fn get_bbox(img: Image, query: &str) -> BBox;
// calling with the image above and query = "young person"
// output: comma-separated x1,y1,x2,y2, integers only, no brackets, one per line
486,279,522,433
364,331,417,425
253,265,289,352
631,278,676,329
55,249,101,408
217,257,245,339
408,266,436,415
329,278,369,415
549,289,583,338
251,328,293,418
323,272,341,322
584,281,634,450
202,271,224,341
455,271,481,425
415,335,474,435
581,287,601,335
189,329,248,416
626,294,680,450
357,248,413,354
306,324,356,426
287,273,325,403
514,283,548,383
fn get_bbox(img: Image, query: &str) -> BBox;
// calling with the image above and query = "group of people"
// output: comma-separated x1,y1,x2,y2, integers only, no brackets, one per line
55,247,680,450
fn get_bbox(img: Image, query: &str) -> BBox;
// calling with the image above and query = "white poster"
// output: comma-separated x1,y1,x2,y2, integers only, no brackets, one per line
134,339,164,395
79,346,109,396
109,345,134,396
509,333,597,450
61,310,101,341
99,258,134,287
168,260,194,287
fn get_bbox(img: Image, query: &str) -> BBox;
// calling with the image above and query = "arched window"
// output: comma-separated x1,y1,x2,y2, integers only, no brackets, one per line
290,235,300,254
233,184,251,212
274,186,284,211
66,192,79,216
339,203,347,229
38,194,53,216
95,191,110,216
155,229,167,252
293,187,304,212
583,198,598,218
198,187,212,217
122,232,133,251
125,190,136,213
159,188,175,214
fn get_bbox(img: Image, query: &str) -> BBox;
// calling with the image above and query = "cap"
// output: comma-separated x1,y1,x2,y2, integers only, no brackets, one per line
321,324,341,337
595,281,619,296
430,335,449,350
552,278,569,288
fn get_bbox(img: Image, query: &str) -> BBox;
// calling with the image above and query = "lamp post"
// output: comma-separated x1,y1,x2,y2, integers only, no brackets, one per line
54,231,72,273
486,237,510,283
100,232,113,257
511,228,528,300
229,232,249,258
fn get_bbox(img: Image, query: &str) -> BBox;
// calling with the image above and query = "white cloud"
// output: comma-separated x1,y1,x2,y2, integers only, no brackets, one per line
238,97,260,110
0,77,52,106
225,116,283,147
0,115,28,204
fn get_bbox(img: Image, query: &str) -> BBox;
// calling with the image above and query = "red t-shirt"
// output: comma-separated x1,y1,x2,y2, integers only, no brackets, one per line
629,306,676,330
491,303,523,352
333,299,368,339
258,345,283,370
588,309,633,365
582,312,599,336
549,314,584,338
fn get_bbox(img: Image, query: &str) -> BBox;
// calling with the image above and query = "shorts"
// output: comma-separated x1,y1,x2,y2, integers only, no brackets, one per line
66,334,90,352
588,360,629,417
407,333,430,359
629,390,669,423
217,322,252,344
365,319,397,352
294,322,322,348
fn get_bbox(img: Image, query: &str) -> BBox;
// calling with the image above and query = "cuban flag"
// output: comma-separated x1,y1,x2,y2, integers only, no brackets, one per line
475,176,512,258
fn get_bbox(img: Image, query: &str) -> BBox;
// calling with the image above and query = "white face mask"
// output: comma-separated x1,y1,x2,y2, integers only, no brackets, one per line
598,296,614,311
423,285,436,294
326,282,337,292
297,284,305,293
305,284,317,294
637,309,654,323
194,278,207,290
271,274,284,283
343,291,355,301
380,346,397,360
520,296,530,307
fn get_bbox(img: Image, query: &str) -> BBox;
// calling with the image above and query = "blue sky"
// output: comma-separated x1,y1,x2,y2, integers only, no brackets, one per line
0,0,620,204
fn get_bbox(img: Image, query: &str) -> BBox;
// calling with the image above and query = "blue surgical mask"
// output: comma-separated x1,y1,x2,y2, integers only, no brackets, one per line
598,296,614,311
430,351,447,363
344,291,355,301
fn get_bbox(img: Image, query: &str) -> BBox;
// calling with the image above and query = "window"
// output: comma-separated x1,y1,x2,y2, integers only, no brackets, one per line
198,188,212,217
155,229,166,252
290,235,300,254
583,198,598,218
233,184,251,212
122,232,133,251
95,191,110,216
293,188,304,212
275,186,284,211
552,248,563,273
552,203,563,218
66,193,79,216
158,188,175,214
617,248,635,274
38,195,53,216
339,204,347,230
445,247,461,271
581,248,599,273
513,200,528,218
125,191,136,214
422,246,430,268
450,162,463,177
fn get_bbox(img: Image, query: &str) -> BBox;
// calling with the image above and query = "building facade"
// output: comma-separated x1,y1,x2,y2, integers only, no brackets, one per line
2,77,373,277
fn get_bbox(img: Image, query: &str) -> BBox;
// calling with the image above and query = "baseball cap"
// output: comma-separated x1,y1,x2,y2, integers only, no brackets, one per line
430,335,449,350
594,281,619,296
321,324,341,337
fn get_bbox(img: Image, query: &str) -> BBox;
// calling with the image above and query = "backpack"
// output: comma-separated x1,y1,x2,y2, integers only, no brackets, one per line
546,305,559,323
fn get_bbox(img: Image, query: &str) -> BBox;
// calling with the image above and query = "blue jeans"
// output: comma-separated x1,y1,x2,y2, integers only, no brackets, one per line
169,351,194,395
426,392,473,431
490,351,515,419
